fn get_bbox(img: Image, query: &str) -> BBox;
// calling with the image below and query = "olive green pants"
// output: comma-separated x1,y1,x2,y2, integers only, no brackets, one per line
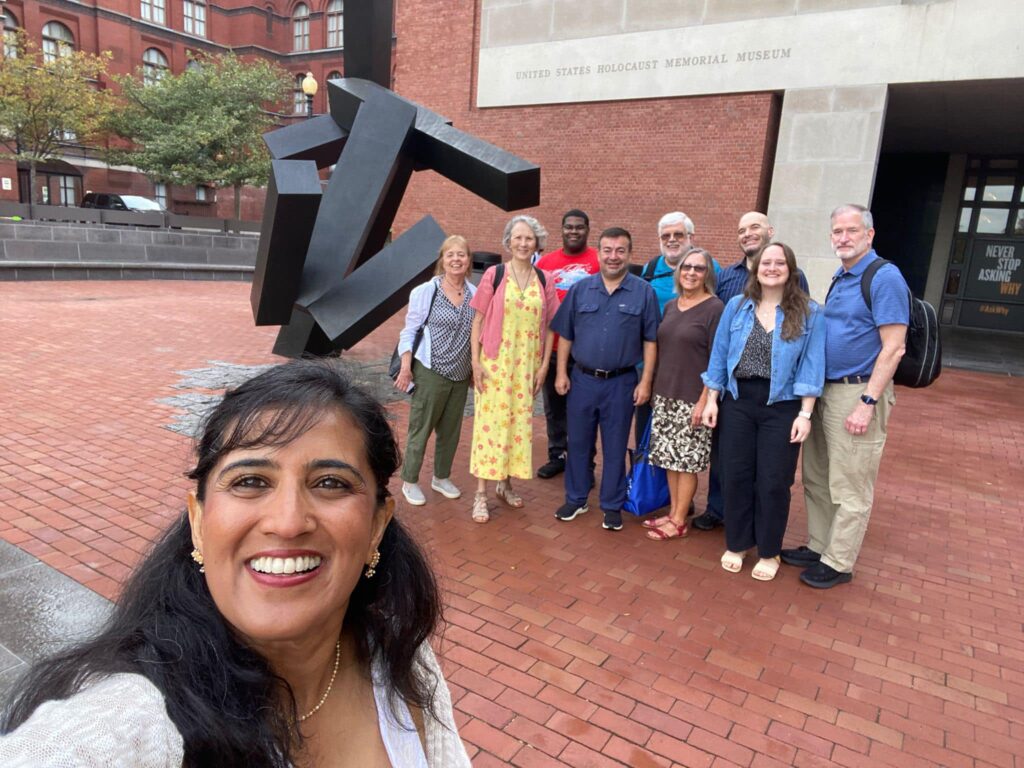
401,361,470,484
801,382,895,573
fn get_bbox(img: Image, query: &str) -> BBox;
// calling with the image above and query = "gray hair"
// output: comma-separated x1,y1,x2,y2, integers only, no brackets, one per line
657,211,695,236
675,246,717,295
502,215,548,252
830,204,873,230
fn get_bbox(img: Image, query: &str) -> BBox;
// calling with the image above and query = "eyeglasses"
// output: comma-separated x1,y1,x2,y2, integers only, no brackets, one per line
659,231,690,242
679,263,708,273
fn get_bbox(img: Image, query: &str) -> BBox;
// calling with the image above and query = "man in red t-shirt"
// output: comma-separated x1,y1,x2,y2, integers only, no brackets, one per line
535,209,600,478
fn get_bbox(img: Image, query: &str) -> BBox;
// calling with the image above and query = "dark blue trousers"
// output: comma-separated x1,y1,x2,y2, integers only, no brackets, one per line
565,368,636,512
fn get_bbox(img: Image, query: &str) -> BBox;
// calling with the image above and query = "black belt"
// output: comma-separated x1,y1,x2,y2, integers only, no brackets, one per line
577,365,634,380
826,375,869,384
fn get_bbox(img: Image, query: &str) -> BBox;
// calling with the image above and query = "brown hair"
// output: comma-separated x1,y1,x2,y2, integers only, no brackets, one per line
743,242,810,341
434,235,470,277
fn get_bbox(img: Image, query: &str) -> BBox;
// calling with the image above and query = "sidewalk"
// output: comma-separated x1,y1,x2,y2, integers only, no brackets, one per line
1,280,1022,767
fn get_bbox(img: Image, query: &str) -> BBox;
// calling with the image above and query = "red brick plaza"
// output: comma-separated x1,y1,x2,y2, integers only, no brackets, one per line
1,280,1022,767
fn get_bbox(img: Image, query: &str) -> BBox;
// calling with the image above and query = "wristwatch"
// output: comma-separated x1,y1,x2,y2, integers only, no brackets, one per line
860,394,878,406
798,410,813,420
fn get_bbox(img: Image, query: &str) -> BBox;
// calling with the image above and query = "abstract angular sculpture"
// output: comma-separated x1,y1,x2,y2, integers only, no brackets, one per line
251,61,540,357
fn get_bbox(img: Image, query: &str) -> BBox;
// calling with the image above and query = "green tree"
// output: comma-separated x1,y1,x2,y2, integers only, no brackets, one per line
107,53,291,220
0,31,113,212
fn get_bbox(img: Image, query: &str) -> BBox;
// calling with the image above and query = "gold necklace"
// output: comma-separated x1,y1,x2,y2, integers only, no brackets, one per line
510,265,532,294
295,640,341,723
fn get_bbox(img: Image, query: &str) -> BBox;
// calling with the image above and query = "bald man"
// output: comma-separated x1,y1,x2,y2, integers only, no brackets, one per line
691,211,809,532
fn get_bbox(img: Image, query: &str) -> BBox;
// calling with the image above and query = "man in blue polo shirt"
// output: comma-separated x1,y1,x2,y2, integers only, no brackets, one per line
782,204,909,589
551,227,660,531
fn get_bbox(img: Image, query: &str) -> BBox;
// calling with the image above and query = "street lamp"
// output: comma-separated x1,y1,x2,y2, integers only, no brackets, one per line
301,72,318,119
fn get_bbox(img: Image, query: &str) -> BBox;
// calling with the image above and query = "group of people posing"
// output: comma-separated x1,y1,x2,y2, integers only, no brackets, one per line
395,203,909,590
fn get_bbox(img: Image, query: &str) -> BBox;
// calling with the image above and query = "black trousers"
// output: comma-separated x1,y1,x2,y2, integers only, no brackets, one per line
719,379,801,558
541,355,572,461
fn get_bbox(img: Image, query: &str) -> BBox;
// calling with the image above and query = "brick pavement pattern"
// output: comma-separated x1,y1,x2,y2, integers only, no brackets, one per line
1,281,1022,767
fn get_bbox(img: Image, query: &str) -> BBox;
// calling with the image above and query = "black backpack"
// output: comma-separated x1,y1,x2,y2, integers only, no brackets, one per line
827,258,941,388
492,263,547,290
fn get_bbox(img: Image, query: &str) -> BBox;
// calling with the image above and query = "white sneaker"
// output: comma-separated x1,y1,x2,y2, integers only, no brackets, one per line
402,482,426,506
431,477,462,499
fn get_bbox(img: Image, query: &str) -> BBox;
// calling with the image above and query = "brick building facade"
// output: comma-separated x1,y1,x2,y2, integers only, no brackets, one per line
1,0,349,220
391,1,774,266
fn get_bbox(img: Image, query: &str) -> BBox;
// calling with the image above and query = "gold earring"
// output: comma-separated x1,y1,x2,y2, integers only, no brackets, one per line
191,548,205,573
364,550,380,579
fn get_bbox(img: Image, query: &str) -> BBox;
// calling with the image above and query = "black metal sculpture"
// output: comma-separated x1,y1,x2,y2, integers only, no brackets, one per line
251,0,540,357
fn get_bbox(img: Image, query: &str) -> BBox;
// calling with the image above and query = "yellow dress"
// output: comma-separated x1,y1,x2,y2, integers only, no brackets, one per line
470,279,542,480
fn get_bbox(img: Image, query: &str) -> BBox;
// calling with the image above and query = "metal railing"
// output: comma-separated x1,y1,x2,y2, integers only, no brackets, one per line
0,201,261,233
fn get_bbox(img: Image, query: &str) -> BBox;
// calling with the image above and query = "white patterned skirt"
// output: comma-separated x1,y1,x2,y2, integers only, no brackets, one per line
648,394,713,474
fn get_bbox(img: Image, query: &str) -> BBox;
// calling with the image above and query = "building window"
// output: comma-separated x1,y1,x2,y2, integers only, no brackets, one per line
293,73,306,114
57,175,77,206
292,3,310,51
143,48,169,86
141,0,166,25
42,21,75,63
196,185,213,202
326,0,343,47
186,59,202,72
154,182,168,209
327,70,341,82
184,0,206,37
3,10,18,59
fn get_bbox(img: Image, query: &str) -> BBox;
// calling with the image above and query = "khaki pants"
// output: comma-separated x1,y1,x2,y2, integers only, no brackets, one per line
801,382,895,573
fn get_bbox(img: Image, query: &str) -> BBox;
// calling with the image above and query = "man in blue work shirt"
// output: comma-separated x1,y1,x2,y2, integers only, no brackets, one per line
782,204,908,589
551,227,660,531
693,210,810,532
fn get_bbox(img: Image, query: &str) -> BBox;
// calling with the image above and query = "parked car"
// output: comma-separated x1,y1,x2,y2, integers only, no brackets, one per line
80,193,167,213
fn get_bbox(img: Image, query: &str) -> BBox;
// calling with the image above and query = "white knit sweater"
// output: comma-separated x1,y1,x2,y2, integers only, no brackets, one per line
0,644,471,767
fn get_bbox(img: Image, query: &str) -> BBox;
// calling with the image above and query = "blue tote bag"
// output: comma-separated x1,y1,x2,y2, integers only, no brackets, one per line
623,420,670,517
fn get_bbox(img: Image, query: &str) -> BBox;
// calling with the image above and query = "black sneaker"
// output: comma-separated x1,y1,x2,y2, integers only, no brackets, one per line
537,458,566,479
555,502,588,521
692,512,723,531
602,510,623,531
780,546,821,566
799,563,853,589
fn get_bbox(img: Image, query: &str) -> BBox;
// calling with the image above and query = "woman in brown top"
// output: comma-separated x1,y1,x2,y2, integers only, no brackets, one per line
644,247,724,541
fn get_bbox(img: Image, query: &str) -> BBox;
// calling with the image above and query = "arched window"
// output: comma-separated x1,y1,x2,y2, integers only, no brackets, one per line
140,0,166,25
41,21,74,63
184,0,206,37
292,3,310,52
327,70,341,82
326,0,343,48
186,59,202,73
143,48,169,86
3,10,18,59
293,73,306,114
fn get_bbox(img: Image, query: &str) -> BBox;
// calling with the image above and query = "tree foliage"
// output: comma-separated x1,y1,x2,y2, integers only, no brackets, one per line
106,53,291,218
0,31,114,204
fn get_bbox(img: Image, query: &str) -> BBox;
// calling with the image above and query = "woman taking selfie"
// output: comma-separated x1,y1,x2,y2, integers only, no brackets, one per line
0,361,470,767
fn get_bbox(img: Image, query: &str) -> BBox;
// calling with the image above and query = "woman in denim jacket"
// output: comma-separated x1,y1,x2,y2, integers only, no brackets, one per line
701,243,825,581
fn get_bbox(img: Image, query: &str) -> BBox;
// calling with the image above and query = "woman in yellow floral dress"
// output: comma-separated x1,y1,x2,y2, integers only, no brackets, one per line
469,216,559,523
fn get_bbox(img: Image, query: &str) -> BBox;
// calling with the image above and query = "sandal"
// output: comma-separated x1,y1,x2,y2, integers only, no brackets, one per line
642,515,672,529
751,556,781,581
721,550,746,573
646,519,688,541
494,481,524,509
471,492,489,524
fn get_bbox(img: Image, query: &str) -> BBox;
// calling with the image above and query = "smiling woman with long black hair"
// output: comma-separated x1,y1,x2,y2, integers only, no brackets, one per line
0,360,470,767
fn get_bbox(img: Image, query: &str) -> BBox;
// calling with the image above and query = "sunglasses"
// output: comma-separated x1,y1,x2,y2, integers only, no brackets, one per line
679,263,708,273
660,231,690,242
